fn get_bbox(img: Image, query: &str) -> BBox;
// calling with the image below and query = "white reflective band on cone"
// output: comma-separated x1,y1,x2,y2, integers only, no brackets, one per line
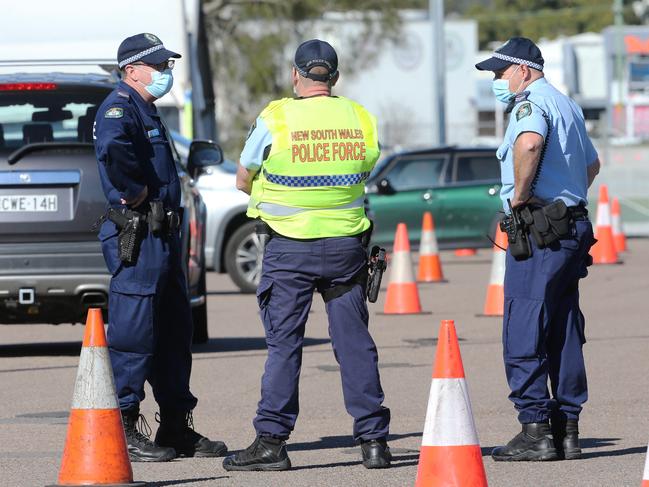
258,196,365,217
420,230,439,254
389,251,416,284
489,249,506,285
596,203,611,227
421,378,479,446
612,213,622,234
71,346,119,410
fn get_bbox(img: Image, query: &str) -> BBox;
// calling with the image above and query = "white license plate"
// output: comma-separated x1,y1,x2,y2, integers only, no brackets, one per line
0,194,58,212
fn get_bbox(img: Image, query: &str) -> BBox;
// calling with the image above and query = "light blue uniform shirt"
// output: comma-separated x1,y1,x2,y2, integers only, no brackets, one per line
240,117,273,170
496,77,598,212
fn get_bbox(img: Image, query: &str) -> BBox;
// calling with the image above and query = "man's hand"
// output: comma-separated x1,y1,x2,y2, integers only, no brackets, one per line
121,186,148,207
236,162,258,195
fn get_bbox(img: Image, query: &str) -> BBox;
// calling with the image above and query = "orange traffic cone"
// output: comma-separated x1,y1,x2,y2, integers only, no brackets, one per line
641,442,649,486
590,185,619,264
417,212,445,283
454,248,477,257
48,309,143,487
383,223,428,314
479,226,507,317
415,320,488,487
611,197,627,253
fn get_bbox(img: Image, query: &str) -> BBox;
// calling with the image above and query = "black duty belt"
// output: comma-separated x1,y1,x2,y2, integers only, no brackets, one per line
92,206,182,235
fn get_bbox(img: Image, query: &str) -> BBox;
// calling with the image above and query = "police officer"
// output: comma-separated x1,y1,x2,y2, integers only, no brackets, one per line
222,39,391,471
94,33,227,462
475,37,600,461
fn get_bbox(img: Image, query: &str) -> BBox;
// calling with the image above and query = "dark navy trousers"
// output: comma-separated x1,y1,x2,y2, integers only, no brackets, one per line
503,220,594,424
105,232,197,413
253,235,390,441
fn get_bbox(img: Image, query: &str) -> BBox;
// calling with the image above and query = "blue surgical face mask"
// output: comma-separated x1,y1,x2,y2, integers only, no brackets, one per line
491,65,521,104
141,68,174,99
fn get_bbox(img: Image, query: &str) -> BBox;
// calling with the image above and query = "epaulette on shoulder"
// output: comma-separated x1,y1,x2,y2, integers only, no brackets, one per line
116,90,130,99
514,90,530,104
260,98,291,117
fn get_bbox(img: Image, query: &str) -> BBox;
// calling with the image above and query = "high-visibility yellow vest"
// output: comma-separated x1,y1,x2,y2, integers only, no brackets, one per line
247,96,380,238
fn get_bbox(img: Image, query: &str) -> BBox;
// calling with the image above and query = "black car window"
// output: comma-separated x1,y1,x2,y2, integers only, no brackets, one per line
0,86,107,155
454,154,500,183
387,156,446,191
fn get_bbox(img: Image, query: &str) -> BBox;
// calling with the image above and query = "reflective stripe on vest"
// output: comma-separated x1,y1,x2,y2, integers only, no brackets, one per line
262,168,371,187
258,195,365,216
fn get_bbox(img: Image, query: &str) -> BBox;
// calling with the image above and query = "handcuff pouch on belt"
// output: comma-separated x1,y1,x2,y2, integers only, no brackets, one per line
500,199,574,261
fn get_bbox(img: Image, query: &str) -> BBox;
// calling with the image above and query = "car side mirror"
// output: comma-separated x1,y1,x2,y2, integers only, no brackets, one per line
187,140,223,179
376,178,396,195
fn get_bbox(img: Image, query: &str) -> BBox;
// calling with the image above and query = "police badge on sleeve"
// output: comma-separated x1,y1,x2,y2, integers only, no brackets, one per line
516,103,532,121
105,107,124,119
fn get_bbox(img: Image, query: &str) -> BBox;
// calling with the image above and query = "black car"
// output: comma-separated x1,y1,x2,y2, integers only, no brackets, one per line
0,73,221,342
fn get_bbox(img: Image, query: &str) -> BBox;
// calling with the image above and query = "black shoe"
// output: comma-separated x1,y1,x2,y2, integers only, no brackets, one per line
121,409,176,462
551,416,581,460
361,438,392,469
222,436,291,471
491,423,559,462
155,409,228,458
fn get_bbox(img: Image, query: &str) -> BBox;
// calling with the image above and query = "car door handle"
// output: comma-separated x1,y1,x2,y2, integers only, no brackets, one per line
422,191,435,201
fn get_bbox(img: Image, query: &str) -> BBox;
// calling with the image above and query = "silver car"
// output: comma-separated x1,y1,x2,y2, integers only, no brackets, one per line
172,132,262,293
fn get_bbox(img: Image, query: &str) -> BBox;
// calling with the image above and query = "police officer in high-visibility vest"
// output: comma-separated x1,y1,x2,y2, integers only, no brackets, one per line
475,38,599,462
223,39,391,471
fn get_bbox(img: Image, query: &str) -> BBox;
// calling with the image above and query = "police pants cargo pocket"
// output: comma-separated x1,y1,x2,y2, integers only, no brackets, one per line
256,279,275,339
504,298,543,359
99,225,122,276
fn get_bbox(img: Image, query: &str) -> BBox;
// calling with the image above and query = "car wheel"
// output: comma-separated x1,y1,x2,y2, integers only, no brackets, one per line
192,267,209,344
224,220,263,294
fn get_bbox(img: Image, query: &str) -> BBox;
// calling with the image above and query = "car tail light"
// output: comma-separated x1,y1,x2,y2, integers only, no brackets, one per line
189,215,202,259
0,83,58,91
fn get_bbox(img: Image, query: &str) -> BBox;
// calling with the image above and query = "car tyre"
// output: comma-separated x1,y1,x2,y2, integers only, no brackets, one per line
224,220,263,294
192,267,209,344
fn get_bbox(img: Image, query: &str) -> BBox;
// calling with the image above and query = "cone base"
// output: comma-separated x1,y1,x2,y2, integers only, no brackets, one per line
417,255,444,282
481,284,504,316
57,409,133,486
376,311,433,316
415,445,487,487
454,248,477,257
47,483,145,487
384,282,423,314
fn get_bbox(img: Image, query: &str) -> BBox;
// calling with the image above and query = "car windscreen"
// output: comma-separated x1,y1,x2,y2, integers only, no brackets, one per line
0,84,109,157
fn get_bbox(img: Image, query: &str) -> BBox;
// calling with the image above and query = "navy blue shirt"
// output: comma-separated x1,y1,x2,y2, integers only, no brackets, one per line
497,77,598,212
93,81,181,210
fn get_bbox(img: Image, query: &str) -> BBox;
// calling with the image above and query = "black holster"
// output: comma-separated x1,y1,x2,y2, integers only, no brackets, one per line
107,208,146,266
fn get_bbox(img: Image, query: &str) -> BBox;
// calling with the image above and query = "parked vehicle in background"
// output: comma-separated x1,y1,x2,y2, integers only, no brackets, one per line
366,147,503,248
171,132,260,294
0,74,222,343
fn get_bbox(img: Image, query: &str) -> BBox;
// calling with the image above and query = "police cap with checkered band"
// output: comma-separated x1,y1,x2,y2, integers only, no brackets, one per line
117,33,181,69
475,37,544,72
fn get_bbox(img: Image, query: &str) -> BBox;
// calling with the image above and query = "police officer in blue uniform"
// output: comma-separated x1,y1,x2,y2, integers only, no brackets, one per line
94,33,227,462
222,40,391,471
476,38,600,461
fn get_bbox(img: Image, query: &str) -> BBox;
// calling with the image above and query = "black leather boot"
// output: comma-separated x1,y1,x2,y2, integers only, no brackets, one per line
155,409,227,458
551,416,581,460
491,422,559,462
121,409,176,462
361,438,392,469
222,436,291,471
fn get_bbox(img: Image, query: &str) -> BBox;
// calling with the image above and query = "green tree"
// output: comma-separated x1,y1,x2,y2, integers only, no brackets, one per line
466,0,640,49
203,0,411,155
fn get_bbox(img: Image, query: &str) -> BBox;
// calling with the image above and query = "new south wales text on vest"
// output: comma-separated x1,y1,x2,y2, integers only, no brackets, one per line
290,128,367,163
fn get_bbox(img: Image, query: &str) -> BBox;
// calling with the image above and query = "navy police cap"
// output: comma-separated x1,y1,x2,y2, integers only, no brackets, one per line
475,37,544,72
294,39,338,82
117,33,181,69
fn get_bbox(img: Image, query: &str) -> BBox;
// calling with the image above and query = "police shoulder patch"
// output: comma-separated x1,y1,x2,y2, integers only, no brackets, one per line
105,107,124,119
516,102,532,121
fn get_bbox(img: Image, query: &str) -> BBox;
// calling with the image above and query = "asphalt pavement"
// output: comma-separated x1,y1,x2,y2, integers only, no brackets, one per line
0,239,648,486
